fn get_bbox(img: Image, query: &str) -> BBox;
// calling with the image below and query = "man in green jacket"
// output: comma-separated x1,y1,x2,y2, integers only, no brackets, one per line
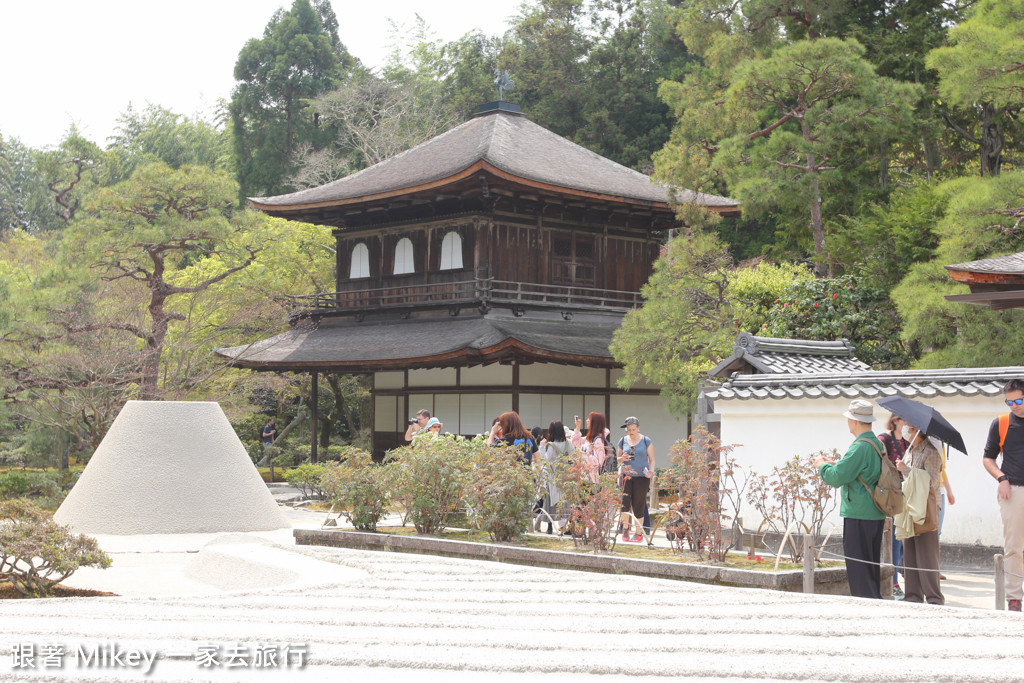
814,399,885,599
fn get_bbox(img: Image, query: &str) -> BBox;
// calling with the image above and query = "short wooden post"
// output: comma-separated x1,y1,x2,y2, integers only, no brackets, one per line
803,534,815,594
881,518,893,599
995,554,1005,610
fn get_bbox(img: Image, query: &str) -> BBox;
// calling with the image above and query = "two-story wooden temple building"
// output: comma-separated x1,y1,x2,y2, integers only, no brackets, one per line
216,102,739,458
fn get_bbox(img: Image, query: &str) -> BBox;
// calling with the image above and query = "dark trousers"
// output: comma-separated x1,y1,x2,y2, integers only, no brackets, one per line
904,530,943,605
843,517,884,599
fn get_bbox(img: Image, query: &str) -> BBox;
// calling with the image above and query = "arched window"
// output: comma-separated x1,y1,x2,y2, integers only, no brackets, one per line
349,243,369,279
393,237,414,275
439,231,464,271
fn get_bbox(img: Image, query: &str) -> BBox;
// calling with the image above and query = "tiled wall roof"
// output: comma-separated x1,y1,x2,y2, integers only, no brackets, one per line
704,367,1018,401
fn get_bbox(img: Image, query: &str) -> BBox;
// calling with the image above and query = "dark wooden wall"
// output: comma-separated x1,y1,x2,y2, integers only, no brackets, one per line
333,215,658,294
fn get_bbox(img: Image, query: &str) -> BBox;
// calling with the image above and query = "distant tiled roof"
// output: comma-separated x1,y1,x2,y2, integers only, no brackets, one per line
946,252,1024,275
215,309,623,371
703,367,1020,401
708,333,870,379
250,110,738,212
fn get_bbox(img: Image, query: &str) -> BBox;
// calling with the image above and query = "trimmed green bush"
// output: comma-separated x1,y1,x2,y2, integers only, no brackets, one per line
285,464,328,500
321,448,389,531
386,434,475,535
0,499,112,596
466,442,538,542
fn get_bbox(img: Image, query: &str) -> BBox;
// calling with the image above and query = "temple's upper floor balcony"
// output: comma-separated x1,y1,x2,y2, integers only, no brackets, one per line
288,275,641,320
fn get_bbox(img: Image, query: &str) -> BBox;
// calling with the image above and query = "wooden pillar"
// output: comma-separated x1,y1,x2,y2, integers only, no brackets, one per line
511,361,520,413
310,372,319,464
604,369,612,422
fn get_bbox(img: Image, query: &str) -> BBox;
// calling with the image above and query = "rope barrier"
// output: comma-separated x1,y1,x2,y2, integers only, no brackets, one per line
813,546,1024,579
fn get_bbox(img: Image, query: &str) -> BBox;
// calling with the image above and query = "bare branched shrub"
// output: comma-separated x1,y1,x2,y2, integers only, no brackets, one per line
0,499,111,596
746,451,840,561
556,454,620,552
660,427,738,562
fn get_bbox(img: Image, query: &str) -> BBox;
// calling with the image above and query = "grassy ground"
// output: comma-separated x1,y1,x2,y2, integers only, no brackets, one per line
363,525,822,571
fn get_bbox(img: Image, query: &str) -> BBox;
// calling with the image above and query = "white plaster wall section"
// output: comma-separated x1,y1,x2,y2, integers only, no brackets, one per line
610,393,687,462
717,395,1008,546
54,401,289,535
518,363,606,388
374,394,400,431
373,370,404,390
407,367,457,388
459,363,512,386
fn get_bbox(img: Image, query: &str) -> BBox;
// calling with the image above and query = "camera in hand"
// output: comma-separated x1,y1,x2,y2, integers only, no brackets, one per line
408,418,418,425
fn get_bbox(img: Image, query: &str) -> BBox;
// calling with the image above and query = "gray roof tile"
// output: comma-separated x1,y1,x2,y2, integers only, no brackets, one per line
704,367,1024,401
216,309,623,370
251,110,738,211
946,251,1024,275
709,333,869,379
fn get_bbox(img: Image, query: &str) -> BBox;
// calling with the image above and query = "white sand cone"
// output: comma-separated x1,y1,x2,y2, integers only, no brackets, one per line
54,401,289,535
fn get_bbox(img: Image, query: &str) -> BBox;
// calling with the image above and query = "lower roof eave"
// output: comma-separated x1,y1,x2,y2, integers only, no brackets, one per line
215,345,619,374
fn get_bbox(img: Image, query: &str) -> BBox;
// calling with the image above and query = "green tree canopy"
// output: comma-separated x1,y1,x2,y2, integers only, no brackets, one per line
893,171,1024,367
230,0,355,197
658,36,921,271
926,0,1024,176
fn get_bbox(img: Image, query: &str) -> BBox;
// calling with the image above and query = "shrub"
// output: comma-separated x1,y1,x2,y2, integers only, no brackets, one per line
386,434,474,535
747,451,840,561
659,427,738,562
320,448,389,531
555,454,621,552
0,499,112,596
466,441,538,542
285,464,328,500
0,471,30,500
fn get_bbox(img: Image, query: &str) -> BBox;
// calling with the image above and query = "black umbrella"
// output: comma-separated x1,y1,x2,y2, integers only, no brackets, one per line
876,395,968,455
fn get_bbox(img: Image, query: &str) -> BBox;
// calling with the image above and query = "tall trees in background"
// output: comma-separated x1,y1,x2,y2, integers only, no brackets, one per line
927,0,1024,177
229,0,355,198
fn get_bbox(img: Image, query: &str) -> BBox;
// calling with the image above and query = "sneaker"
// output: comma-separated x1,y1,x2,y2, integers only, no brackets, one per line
1009,599,1022,612
622,532,631,543
631,534,645,543
892,585,904,599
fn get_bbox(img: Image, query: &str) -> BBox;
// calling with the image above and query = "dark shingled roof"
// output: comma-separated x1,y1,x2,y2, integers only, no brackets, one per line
215,309,623,371
250,110,738,212
708,333,870,379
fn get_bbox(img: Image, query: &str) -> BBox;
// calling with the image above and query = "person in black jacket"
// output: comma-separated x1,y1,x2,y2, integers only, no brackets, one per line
983,378,1024,611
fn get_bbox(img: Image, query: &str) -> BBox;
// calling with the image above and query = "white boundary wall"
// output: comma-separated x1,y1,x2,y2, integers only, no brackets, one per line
716,394,1008,547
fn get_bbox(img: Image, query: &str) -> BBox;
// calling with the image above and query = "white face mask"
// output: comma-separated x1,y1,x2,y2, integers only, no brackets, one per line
901,425,916,442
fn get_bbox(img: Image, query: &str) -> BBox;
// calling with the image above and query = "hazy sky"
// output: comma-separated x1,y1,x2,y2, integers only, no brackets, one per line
0,0,523,149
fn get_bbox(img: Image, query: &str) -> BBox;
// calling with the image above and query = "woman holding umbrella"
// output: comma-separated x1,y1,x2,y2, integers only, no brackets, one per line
894,424,944,605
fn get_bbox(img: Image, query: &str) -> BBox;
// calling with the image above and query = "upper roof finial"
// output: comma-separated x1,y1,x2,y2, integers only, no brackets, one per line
494,70,515,102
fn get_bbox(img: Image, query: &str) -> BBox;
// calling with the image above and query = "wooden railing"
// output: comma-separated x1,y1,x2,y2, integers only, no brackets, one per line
288,277,642,315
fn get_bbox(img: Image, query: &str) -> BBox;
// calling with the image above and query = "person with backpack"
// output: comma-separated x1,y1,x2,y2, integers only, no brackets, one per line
487,411,538,466
813,399,886,599
616,416,654,543
982,378,1024,611
878,414,910,598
